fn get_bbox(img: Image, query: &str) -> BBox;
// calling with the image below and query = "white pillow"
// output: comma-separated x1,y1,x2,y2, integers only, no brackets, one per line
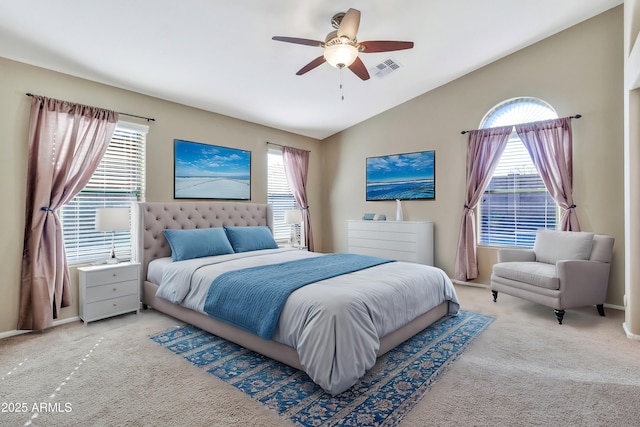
533,230,594,264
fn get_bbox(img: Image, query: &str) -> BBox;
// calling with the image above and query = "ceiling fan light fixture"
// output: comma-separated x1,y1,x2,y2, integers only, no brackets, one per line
323,44,358,68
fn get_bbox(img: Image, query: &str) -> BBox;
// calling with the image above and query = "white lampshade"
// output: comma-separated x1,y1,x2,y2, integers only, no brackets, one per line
284,209,303,224
323,44,358,68
95,208,130,232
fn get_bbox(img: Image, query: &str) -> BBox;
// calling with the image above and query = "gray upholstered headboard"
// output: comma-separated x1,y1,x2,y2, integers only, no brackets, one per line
132,201,273,284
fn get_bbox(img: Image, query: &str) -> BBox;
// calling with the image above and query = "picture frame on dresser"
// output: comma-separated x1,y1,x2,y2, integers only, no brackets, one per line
174,139,251,200
365,150,435,201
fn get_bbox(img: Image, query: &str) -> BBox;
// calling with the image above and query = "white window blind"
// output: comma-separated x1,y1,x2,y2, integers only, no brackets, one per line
478,98,558,248
267,148,297,242
60,121,147,264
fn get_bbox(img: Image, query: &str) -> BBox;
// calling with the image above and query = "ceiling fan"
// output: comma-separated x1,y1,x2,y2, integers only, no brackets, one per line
272,8,414,81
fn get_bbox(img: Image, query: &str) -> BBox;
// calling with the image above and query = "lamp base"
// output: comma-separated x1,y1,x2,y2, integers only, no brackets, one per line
106,245,119,264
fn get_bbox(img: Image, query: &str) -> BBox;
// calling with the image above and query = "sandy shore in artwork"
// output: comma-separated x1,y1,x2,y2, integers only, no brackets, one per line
175,177,250,199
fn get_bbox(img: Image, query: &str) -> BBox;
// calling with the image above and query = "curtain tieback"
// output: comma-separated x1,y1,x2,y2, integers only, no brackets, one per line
40,206,55,213
568,204,576,209
464,204,470,209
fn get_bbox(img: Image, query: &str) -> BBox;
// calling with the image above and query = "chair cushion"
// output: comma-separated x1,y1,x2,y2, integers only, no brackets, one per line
533,230,594,265
492,262,560,290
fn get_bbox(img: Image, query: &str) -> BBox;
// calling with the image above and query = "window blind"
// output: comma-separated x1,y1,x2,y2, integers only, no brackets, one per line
267,148,297,242
479,135,557,247
60,121,147,264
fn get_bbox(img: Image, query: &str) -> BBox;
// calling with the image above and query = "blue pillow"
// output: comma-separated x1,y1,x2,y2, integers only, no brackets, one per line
224,226,278,253
163,227,234,261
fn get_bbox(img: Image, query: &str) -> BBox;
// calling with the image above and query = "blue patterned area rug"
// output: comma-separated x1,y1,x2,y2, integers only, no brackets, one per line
150,310,493,426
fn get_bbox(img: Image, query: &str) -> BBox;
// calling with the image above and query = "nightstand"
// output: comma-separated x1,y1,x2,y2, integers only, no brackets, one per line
78,262,140,324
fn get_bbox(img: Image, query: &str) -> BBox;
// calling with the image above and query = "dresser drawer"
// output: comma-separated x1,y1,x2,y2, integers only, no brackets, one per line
347,220,434,265
84,280,138,304
81,294,139,323
82,264,139,287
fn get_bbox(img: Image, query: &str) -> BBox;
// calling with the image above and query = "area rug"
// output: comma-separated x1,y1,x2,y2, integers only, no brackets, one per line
150,310,493,426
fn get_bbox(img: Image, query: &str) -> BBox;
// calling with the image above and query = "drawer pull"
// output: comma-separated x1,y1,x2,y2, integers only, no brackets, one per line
113,273,117,277
113,288,117,292
113,303,117,307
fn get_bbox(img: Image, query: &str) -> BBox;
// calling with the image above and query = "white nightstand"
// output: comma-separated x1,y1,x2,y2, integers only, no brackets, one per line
78,262,140,324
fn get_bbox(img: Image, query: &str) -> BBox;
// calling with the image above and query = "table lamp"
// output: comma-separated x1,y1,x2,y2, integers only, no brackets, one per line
284,209,303,247
95,208,130,264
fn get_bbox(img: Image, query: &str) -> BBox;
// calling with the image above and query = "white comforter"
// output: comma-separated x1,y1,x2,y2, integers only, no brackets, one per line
154,248,459,395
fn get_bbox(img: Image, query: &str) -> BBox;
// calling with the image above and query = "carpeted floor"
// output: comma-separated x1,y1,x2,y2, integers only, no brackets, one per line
150,311,493,426
1,284,639,426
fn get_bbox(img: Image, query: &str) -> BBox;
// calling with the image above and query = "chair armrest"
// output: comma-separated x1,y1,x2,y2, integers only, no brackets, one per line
557,260,611,307
497,248,536,263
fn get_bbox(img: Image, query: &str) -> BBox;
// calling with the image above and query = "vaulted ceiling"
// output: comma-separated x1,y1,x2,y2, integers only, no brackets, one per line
0,0,622,139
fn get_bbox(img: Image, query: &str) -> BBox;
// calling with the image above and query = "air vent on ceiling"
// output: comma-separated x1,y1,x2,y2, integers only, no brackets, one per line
369,58,401,78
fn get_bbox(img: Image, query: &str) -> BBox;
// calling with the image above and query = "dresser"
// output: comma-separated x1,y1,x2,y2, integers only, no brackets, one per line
78,262,140,324
347,220,434,265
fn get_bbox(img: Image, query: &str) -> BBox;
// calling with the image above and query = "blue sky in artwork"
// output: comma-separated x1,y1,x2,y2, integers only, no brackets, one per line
367,151,435,183
175,140,250,178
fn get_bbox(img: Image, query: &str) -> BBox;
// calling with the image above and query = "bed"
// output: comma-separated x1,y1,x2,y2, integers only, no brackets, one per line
133,201,459,395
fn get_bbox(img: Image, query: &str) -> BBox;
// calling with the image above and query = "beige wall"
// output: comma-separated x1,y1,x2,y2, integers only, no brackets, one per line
322,8,625,306
0,57,322,334
624,1,640,337
0,6,626,335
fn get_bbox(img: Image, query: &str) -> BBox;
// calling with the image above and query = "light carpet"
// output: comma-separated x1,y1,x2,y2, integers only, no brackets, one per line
1,284,640,426
150,310,493,426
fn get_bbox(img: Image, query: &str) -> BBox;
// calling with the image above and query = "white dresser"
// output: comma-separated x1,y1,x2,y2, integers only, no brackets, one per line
347,220,434,265
78,262,140,324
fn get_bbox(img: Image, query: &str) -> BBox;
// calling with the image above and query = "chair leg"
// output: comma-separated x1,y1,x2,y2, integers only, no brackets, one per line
492,290,498,302
596,304,605,317
554,309,565,324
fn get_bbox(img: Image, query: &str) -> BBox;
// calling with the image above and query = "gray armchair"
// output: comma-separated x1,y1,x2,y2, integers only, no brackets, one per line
490,230,614,324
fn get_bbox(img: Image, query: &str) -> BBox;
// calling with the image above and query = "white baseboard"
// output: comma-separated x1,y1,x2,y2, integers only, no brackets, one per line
0,316,80,340
623,322,640,340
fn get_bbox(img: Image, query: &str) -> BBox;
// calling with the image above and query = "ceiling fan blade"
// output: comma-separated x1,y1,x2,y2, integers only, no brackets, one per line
348,56,370,81
272,36,323,47
358,41,414,53
296,56,327,75
337,8,360,40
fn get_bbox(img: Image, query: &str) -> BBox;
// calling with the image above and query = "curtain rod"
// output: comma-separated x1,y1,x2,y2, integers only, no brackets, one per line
266,141,310,152
460,114,581,135
26,93,156,122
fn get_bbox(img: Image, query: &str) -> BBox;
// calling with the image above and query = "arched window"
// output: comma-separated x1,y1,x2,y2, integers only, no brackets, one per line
479,97,558,247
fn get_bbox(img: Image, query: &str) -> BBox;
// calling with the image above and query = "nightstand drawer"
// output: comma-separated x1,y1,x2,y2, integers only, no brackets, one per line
82,294,139,323
84,279,138,304
83,264,139,287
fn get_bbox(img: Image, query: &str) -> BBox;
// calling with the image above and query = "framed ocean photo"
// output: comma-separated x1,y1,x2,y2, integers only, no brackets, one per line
174,139,251,200
366,150,435,201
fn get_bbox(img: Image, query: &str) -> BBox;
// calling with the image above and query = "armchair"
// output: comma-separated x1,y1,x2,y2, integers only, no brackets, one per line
490,230,614,324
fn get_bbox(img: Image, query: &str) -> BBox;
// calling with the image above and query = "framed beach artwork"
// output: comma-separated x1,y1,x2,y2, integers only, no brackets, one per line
366,150,435,201
174,139,251,200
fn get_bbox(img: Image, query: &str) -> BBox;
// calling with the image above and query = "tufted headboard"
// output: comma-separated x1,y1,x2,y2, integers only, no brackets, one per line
132,201,273,285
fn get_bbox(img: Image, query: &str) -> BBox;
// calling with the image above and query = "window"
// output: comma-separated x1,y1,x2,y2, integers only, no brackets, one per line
479,98,558,248
60,121,147,264
267,148,297,242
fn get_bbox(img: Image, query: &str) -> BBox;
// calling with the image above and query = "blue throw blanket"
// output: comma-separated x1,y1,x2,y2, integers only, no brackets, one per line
203,253,395,339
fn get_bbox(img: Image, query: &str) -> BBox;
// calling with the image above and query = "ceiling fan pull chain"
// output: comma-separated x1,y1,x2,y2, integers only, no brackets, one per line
340,66,345,101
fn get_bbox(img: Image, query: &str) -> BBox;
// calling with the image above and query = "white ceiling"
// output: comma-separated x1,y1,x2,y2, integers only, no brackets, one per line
0,0,622,140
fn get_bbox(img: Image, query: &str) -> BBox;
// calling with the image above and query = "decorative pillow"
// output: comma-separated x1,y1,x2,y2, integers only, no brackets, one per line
163,227,234,261
533,230,594,264
224,226,278,253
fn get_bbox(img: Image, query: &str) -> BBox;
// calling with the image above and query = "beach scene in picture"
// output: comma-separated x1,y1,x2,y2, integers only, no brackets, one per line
174,139,251,199
366,150,435,201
